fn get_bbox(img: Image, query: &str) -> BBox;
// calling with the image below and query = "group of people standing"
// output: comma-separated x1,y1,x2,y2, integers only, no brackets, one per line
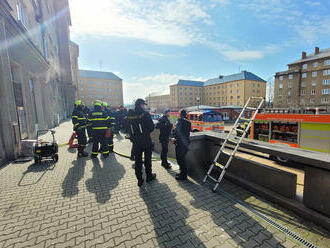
72,98,192,187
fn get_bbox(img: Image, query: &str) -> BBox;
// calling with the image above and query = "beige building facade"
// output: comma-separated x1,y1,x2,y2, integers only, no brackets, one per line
0,0,74,164
167,71,266,110
78,70,123,108
145,93,171,113
274,47,330,109
170,80,204,109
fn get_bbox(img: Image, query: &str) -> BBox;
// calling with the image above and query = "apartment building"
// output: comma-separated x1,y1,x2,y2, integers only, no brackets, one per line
204,71,266,107
170,80,204,109
0,0,74,164
274,47,330,109
78,70,123,107
145,93,171,113
167,71,266,110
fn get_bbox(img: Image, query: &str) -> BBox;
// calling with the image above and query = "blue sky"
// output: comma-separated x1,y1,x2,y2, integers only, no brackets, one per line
69,0,330,104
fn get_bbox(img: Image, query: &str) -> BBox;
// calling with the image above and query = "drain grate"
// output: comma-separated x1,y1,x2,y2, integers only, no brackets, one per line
216,188,319,248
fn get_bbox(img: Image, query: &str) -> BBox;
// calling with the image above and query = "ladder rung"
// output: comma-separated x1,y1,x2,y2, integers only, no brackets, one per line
246,107,257,111
207,175,218,182
240,118,252,122
235,128,243,132
214,162,225,170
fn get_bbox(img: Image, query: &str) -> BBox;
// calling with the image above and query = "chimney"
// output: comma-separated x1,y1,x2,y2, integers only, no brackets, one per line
302,51,306,59
315,47,319,55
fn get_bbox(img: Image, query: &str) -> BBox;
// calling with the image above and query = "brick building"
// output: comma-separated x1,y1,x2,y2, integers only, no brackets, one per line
274,47,330,109
77,70,123,108
0,0,74,164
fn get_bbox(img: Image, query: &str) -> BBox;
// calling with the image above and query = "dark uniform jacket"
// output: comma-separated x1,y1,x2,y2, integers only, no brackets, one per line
156,115,172,142
88,106,110,130
127,107,154,145
104,108,116,131
173,117,191,150
72,107,87,131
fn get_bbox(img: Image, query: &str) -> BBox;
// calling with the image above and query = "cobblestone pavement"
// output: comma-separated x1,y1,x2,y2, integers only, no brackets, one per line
0,121,329,248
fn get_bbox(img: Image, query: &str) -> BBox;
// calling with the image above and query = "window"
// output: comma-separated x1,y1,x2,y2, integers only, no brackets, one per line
312,71,317,77
80,88,83,91
237,96,240,99
237,83,241,87
302,73,307,78
97,82,102,86
252,89,255,93
288,82,292,88
257,90,260,93
322,89,330,95
324,59,330,66
301,82,306,87
279,83,283,89
323,69,330,75
301,90,306,95
107,82,111,86
313,62,318,67
88,81,94,85
79,80,83,84
288,74,293,79
303,64,307,69
107,88,111,92
278,90,282,96
312,81,316,86
321,98,329,103
96,88,103,92
81,96,85,99
237,89,240,93
323,79,330,85
288,91,291,96
311,89,316,95
279,76,283,81
252,83,255,87
310,98,314,103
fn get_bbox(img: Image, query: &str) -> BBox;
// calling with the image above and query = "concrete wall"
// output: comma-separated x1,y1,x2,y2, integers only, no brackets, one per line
151,130,297,198
304,166,330,217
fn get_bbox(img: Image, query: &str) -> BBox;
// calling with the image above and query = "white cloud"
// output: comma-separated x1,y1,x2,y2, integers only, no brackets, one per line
206,40,279,61
123,73,204,103
238,0,330,44
69,0,210,46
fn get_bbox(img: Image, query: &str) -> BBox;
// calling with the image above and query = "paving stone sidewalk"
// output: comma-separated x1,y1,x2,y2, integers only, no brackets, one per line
0,121,329,248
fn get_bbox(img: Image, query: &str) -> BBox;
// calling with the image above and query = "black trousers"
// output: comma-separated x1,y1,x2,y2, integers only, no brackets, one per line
134,141,152,180
87,126,93,139
108,132,114,152
76,129,87,153
160,139,169,164
92,130,108,156
175,144,188,177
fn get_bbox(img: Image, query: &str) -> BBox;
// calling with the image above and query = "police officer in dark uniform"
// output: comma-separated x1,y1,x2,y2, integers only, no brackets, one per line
102,102,116,152
171,109,191,180
88,101,111,159
127,99,156,186
156,109,172,169
72,100,89,158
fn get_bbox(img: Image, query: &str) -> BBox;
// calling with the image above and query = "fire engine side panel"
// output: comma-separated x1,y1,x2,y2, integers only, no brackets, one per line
299,123,330,153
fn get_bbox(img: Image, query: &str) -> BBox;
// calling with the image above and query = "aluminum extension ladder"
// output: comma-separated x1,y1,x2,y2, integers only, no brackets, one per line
203,97,265,192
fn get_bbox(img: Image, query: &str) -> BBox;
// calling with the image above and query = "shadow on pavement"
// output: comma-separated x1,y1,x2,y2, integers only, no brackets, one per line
18,161,56,186
140,182,207,248
169,171,284,248
85,155,125,203
62,158,87,197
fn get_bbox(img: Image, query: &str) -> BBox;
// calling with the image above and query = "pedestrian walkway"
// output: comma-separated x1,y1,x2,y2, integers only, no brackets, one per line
0,121,329,248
